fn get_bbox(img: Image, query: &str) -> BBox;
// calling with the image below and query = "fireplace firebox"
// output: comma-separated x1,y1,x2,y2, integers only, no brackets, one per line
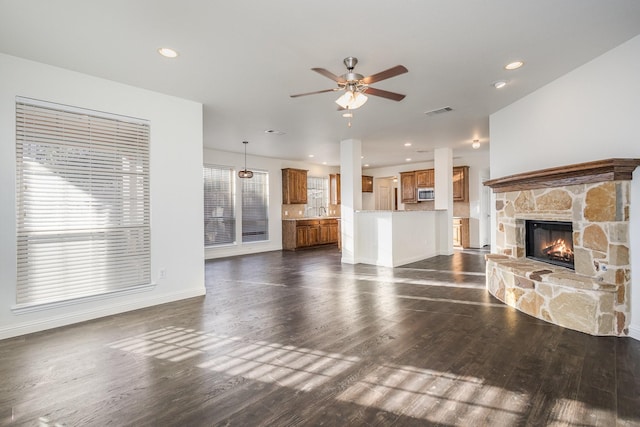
525,220,574,269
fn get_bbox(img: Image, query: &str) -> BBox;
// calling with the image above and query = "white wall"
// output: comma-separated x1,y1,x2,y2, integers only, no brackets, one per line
0,53,205,339
203,147,338,259
489,35,640,340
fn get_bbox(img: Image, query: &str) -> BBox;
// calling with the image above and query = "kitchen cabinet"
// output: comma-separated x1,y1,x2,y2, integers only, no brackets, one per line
401,166,469,203
282,218,339,250
453,217,470,248
453,166,469,202
282,168,308,204
415,169,434,188
400,172,417,203
329,173,340,205
362,175,374,193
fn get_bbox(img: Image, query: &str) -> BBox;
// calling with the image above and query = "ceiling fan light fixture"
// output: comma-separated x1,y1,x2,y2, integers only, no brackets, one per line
335,91,368,110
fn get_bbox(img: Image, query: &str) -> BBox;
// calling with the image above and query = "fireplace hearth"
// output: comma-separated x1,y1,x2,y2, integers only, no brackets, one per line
525,220,574,269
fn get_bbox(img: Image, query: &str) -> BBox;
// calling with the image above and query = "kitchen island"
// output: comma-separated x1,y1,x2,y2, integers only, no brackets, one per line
355,210,447,267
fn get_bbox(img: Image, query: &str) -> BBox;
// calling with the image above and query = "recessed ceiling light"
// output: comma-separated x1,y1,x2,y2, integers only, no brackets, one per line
322,162,327,165
505,61,524,70
364,164,370,167
405,158,412,162
493,80,507,89
308,154,314,158
472,139,481,149
265,129,285,135
157,47,178,58
361,156,364,159
404,142,412,147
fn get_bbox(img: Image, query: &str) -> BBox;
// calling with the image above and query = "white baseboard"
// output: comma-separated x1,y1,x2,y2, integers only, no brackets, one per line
629,324,640,341
0,288,205,340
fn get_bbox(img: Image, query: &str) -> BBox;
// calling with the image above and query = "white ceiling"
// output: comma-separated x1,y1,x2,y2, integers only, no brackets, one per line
1,1,639,168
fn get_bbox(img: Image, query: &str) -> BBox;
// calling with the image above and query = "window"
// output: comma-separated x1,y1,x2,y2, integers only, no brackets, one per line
242,171,268,242
15,98,150,308
307,176,329,217
203,165,235,246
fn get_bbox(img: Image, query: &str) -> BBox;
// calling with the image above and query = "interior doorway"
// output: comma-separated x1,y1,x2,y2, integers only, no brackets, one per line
375,176,397,210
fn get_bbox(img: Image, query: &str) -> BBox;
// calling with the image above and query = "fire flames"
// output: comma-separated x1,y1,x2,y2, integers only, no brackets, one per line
542,238,574,263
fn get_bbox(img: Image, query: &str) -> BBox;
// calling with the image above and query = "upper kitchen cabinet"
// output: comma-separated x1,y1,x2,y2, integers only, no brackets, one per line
452,166,469,202
362,175,374,193
415,169,434,188
282,168,308,204
400,172,417,203
329,173,341,205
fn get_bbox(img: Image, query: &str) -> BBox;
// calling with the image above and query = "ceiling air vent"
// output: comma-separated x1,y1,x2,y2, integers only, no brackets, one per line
424,106,453,117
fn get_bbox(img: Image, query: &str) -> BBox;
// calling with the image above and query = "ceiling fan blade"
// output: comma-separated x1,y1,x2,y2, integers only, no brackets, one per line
362,65,408,85
290,88,341,98
364,87,406,101
312,68,347,84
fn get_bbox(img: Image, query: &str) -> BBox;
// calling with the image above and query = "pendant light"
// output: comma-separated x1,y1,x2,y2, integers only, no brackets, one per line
238,140,253,178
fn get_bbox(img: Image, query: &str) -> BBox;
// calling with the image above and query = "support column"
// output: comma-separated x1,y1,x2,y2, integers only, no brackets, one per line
434,147,454,255
340,139,362,264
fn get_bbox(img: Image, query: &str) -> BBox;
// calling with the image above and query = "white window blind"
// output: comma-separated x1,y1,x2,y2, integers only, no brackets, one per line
307,176,329,217
203,165,235,246
242,171,269,242
15,98,151,308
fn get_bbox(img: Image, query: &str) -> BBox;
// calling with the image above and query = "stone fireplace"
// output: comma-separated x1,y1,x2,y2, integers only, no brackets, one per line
484,159,640,336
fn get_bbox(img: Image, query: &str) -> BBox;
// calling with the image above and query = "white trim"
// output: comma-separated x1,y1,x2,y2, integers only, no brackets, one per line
0,287,205,340
629,325,640,341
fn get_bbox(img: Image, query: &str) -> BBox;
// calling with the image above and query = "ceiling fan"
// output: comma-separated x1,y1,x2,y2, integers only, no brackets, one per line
290,57,408,110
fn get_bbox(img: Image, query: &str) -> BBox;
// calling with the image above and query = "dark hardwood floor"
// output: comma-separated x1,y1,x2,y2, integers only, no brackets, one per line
1,246,639,426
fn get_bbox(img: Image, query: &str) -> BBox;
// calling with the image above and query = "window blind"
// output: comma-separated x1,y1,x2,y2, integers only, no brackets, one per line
307,176,329,217
203,165,235,246
242,171,269,242
15,98,151,307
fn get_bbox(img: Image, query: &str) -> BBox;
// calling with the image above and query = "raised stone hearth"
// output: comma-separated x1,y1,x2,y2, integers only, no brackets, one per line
485,159,640,336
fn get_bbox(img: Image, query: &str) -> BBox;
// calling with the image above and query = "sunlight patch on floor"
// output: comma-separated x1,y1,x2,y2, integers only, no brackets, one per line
335,363,528,424
108,326,360,392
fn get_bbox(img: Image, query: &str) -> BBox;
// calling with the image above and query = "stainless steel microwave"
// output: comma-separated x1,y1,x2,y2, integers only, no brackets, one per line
417,187,435,201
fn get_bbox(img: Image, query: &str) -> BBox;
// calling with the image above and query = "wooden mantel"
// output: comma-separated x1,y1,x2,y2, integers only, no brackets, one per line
484,158,640,193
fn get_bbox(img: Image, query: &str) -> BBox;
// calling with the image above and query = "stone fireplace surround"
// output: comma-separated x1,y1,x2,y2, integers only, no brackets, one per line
484,159,640,336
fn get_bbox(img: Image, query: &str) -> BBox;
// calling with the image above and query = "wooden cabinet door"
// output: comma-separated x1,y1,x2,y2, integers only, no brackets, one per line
307,225,320,246
400,172,417,203
415,169,434,187
296,226,308,247
452,220,462,247
282,168,308,204
452,166,469,202
329,173,341,205
328,223,338,243
362,175,374,193
318,224,330,244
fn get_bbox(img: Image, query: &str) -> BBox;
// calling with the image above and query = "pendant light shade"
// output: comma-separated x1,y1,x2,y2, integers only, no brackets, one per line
335,91,368,110
238,140,253,178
